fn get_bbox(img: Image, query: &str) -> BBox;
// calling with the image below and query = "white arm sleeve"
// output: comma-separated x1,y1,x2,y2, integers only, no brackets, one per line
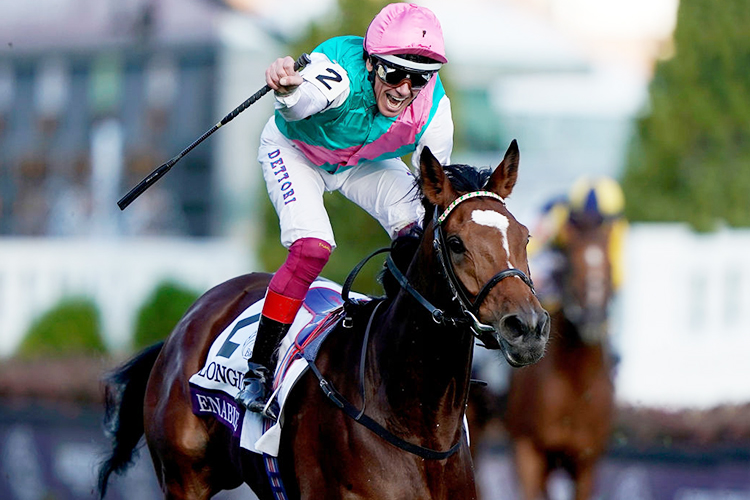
412,95,454,170
274,52,351,122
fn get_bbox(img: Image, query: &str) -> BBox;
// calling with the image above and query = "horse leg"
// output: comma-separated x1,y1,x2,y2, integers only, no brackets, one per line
156,469,215,500
513,438,547,500
573,462,596,500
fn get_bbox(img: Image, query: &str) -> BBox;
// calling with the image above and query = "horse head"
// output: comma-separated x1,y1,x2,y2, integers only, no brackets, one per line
557,213,616,345
418,141,550,367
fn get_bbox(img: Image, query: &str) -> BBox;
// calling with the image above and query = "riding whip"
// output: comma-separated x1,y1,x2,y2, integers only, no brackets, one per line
117,53,312,210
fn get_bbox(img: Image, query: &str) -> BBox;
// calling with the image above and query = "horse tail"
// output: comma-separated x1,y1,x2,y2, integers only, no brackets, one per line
97,342,163,499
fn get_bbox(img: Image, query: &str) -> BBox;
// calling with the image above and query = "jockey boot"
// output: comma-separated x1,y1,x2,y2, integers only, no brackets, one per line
235,315,292,419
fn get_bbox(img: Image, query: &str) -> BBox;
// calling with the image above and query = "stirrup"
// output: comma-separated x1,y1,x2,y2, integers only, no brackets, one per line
244,397,279,421
260,398,280,421
236,364,272,411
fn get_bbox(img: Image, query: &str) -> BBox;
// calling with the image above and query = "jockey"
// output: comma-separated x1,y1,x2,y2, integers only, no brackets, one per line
236,3,454,417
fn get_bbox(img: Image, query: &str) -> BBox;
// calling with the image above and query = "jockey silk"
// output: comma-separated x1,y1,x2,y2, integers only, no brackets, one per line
274,36,446,174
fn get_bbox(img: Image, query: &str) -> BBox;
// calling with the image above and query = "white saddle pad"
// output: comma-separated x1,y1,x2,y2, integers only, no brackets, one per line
188,279,368,456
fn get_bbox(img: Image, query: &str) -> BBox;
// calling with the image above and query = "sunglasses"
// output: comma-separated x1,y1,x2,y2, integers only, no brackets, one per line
373,60,435,90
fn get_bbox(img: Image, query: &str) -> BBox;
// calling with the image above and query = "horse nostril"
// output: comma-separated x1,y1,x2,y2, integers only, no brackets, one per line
538,311,551,339
500,314,528,340
500,311,550,341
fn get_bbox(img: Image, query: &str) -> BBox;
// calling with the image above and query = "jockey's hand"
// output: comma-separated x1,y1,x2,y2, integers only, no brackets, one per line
266,56,303,95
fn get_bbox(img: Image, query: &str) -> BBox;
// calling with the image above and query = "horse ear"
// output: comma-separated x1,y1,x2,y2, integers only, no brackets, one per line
487,139,520,198
419,146,456,207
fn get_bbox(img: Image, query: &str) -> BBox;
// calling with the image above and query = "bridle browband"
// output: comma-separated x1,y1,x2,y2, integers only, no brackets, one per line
311,190,536,461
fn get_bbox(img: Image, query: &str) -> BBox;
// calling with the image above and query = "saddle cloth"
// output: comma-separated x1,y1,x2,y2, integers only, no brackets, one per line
188,278,369,456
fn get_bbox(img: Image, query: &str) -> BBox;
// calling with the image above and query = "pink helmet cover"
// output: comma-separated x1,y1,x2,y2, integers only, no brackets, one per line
364,3,448,64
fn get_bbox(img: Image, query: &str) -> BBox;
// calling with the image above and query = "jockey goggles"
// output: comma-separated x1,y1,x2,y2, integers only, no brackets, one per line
371,55,438,90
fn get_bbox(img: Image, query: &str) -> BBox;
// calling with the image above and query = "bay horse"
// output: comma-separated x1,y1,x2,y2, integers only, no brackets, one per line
504,206,618,500
97,141,550,500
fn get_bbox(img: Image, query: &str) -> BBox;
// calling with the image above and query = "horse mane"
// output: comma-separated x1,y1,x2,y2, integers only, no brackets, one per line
379,163,493,298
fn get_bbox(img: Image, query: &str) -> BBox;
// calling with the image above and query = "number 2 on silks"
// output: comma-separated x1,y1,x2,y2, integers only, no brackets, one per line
315,68,342,90
216,314,260,358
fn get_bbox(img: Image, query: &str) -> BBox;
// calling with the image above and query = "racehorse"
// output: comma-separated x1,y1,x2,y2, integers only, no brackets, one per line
504,206,618,500
97,141,550,500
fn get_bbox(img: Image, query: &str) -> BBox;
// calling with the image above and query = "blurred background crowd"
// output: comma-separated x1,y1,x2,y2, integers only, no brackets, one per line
1,0,749,498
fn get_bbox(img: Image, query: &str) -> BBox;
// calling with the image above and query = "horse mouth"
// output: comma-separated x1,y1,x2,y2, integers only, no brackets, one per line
475,329,547,367
498,337,546,367
577,322,608,345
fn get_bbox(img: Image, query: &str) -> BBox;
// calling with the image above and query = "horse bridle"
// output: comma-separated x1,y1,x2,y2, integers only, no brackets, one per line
327,190,536,461
387,190,536,340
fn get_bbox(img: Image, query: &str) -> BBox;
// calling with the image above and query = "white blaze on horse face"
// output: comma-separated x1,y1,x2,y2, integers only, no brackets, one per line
584,246,605,267
584,245,607,307
471,210,512,267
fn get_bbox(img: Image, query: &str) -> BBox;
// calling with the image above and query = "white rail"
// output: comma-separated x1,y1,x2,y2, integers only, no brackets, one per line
617,223,750,408
0,237,254,357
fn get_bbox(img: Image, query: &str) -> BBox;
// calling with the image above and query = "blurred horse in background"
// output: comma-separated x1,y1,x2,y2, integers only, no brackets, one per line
503,176,626,500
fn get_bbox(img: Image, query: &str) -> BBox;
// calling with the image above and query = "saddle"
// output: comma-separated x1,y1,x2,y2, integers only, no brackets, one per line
188,279,369,456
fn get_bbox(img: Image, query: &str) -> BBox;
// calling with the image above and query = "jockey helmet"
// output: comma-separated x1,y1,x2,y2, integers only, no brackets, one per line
364,3,448,69
568,176,624,220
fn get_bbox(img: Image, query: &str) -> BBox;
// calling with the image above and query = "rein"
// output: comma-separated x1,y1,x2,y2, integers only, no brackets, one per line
305,313,463,461
332,251,464,460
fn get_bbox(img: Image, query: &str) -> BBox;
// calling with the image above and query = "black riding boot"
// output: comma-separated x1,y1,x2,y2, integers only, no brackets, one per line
235,316,291,419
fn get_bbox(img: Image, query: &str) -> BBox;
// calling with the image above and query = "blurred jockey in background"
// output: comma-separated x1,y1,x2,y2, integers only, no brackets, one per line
529,176,627,311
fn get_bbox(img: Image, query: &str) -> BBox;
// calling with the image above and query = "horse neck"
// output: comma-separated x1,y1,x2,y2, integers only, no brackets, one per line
556,234,613,356
368,239,474,437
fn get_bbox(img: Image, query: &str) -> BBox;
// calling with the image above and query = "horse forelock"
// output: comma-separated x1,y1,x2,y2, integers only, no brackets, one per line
418,163,493,217
444,164,493,193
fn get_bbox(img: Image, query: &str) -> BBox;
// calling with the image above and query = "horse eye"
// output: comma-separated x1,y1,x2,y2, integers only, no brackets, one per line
447,236,466,254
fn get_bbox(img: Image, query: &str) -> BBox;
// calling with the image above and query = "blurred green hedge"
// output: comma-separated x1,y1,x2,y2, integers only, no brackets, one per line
132,280,200,350
18,297,106,359
623,0,750,230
